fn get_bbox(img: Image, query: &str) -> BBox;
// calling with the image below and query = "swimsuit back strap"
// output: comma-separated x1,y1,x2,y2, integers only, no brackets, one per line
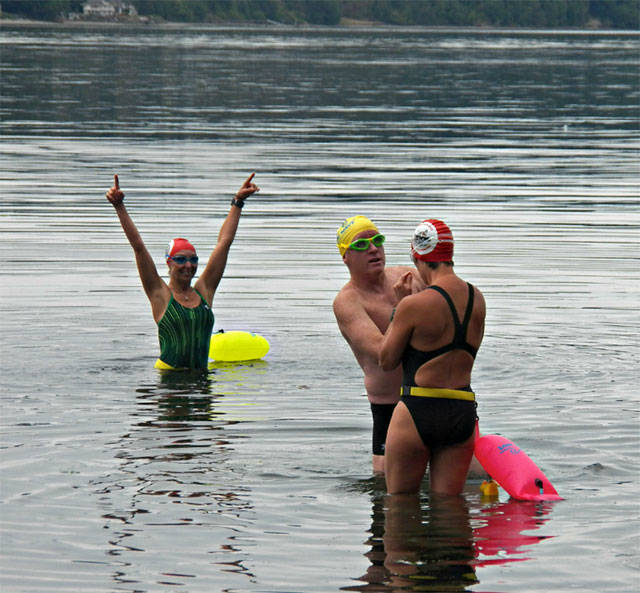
427,285,461,327
428,283,477,358
461,282,475,334
460,283,477,357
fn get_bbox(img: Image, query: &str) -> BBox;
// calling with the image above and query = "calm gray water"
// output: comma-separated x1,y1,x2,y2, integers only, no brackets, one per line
1,23,639,593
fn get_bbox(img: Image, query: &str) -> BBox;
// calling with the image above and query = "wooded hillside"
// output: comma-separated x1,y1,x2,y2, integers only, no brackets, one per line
2,0,638,29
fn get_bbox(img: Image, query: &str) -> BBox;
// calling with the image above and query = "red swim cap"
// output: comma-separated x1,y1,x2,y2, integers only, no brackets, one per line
166,238,196,260
411,219,454,262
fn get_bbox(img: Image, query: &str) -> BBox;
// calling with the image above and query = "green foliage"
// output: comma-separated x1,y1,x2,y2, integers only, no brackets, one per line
342,0,638,28
297,0,341,25
1,0,83,20
2,0,638,29
590,0,640,28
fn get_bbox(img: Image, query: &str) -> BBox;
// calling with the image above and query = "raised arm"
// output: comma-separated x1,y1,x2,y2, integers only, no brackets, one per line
106,175,168,316
195,173,260,303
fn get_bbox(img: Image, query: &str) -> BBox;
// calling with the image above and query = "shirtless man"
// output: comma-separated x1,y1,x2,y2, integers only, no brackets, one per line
333,216,423,473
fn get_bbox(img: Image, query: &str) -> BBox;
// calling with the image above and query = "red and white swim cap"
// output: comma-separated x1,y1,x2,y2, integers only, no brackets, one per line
166,238,196,260
411,219,454,262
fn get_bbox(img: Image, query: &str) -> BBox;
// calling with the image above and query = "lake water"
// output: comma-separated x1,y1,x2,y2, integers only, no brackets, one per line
1,23,638,593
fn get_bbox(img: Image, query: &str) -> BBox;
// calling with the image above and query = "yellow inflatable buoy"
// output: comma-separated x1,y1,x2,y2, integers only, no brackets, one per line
480,479,500,497
209,330,270,362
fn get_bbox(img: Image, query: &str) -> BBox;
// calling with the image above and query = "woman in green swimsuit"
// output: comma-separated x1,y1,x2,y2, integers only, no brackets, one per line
105,173,260,370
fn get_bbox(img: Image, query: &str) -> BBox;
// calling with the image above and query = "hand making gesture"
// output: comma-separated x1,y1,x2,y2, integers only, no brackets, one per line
234,172,260,203
105,174,125,207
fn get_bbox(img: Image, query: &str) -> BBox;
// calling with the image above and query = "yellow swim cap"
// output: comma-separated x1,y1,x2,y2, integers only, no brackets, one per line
336,215,379,256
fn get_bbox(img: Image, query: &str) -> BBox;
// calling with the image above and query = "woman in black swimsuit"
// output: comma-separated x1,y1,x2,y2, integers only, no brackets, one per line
379,219,486,495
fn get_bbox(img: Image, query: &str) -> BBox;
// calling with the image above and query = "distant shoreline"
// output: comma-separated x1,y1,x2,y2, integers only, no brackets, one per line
1,15,638,33
1,15,383,28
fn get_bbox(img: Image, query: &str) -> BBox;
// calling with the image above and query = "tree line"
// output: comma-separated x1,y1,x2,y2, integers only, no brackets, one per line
2,0,638,29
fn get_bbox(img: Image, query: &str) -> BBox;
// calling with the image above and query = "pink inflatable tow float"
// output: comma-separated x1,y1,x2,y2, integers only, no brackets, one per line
474,433,563,502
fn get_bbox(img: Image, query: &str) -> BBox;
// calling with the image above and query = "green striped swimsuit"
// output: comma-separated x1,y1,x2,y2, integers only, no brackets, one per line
157,290,214,370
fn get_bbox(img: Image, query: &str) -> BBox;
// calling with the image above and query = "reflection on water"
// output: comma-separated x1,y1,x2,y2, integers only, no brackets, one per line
384,494,477,591
345,491,553,591
139,369,221,425
472,499,554,567
90,366,266,587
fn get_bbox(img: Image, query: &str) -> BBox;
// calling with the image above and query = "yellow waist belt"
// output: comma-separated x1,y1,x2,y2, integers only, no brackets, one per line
401,386,475,402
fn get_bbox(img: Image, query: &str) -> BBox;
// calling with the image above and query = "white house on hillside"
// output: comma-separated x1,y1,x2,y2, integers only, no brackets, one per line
82,1,137,18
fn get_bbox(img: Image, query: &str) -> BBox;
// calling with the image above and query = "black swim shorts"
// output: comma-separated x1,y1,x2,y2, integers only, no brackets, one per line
370,402,397,456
